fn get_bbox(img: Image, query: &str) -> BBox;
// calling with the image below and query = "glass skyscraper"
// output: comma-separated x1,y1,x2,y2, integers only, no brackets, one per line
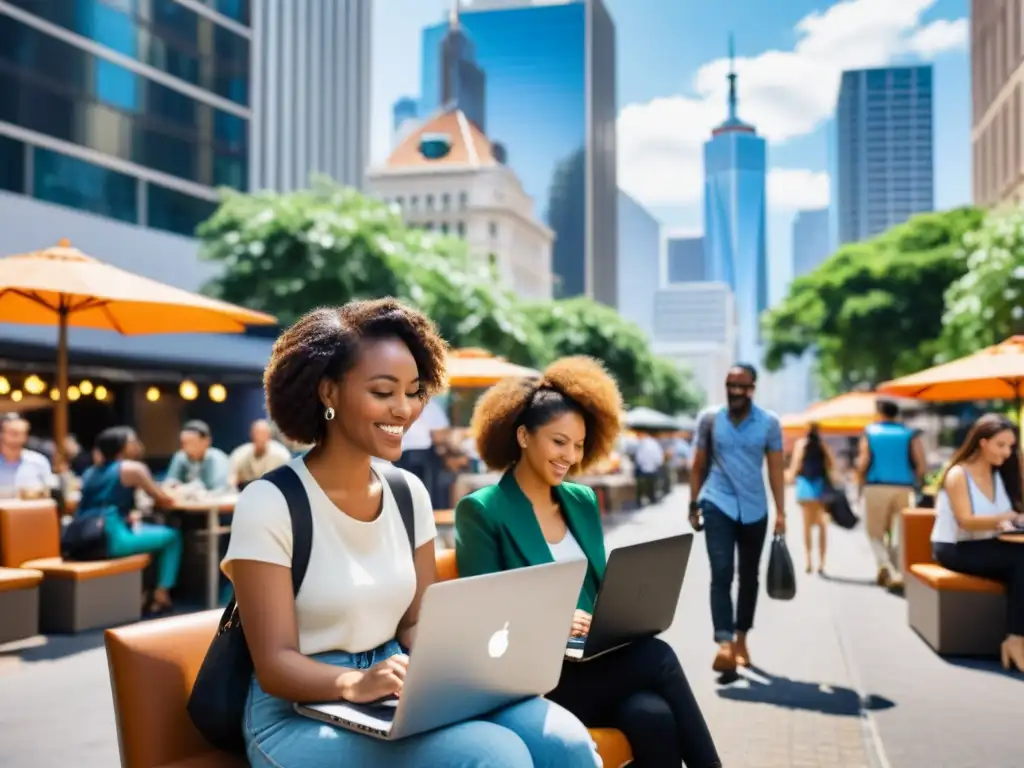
703,42,767,365
792,208,831,278
617,190,660,339
0,0,250,236
439,4,485,131
420,0,617,304
665,236,706,284
835,66,934,245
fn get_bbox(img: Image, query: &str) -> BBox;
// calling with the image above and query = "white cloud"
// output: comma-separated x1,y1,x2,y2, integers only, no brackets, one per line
767,169,831,210
617,0,967,208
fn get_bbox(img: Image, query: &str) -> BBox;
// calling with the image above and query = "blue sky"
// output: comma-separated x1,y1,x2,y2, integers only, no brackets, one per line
371,0,970,301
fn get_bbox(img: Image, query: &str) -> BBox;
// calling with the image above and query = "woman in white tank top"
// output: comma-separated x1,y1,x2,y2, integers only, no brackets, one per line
931,414,1024,672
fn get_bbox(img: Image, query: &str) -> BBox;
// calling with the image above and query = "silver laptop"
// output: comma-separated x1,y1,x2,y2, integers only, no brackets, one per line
293,558,588,740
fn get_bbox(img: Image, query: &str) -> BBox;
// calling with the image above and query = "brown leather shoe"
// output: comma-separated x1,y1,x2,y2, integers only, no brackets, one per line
876,567,890,587
712,641,736,672
734,634,751,667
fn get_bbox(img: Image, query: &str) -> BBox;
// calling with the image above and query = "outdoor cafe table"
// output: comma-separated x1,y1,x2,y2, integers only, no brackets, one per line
170,495,238,609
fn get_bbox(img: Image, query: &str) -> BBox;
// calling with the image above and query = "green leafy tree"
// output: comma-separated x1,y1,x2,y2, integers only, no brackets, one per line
638,356,705,416
198,179,544,363
939,207,1024,360
762,207,983,395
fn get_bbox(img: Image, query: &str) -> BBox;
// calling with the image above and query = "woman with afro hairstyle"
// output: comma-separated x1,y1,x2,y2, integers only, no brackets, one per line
222,299,600,768
455,356,722,768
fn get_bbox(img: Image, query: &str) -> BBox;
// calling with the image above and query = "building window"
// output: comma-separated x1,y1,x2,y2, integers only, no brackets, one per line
424,221,434,231
33,147,138,223
0,134,25,193
212,0,251,25
489,221,498,238
395,196,404,208
459,191,468,210
425,194,435,209
147,183,218,236
410,195,419,209
0,14,248,189
440,222,449,234
456,220,465,237
441,192,450,210
2,0,251,106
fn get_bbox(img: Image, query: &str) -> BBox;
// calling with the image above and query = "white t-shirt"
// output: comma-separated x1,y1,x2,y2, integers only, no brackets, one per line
402,399,450,451
222,457,436,655
229,440,292,485
548,529,587,563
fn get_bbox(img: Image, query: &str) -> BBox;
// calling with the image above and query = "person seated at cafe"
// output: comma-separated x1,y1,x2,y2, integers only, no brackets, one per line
228,418,291,490
164,420,230,491
931,413,1024,672
634,430,666,506
78,426,183,615
223,299,600,768
0,413,56,496
455,356,722,768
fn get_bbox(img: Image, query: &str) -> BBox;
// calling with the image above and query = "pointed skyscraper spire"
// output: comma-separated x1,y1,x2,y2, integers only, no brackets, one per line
727,33,738,121
449,0,460,29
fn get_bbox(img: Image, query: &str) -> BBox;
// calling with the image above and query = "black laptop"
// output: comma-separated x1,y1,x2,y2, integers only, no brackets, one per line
565,533,693,662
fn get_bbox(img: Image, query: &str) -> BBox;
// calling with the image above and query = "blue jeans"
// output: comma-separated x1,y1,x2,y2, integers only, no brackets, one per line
701,501,768,643
243,640,602,768
103,509,182,590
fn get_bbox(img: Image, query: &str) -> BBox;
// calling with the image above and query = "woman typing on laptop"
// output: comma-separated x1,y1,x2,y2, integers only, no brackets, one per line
222,300,600,768
454,357,722,768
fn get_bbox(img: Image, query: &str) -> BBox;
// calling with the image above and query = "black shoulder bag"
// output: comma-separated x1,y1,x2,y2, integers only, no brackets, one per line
187,463,415,754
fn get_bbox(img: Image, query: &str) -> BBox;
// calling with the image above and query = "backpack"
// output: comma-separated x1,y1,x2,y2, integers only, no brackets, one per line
186,462,415,754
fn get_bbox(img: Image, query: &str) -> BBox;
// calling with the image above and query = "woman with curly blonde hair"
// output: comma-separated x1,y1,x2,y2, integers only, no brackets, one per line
454,357,721,768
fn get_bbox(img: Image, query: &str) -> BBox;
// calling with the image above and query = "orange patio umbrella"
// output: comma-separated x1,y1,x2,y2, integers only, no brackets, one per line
447,348,539,388
878,337,1024,414
781,392,895,433
0,239,277,462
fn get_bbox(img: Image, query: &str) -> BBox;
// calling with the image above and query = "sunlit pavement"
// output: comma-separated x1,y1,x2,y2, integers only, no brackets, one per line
0,486,1020,767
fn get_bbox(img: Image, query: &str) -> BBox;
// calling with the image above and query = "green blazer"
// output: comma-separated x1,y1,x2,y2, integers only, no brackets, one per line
453,470,607,613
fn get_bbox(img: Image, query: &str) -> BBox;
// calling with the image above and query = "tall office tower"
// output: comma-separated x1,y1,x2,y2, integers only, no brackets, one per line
0,0,250,240
664,235,706,285
971,0,1024,207
439,2,486,131
616,190,661,339
791,208,831,278
703,37,768,365
250,0,371,192
834,66,934,244
420,0,618,305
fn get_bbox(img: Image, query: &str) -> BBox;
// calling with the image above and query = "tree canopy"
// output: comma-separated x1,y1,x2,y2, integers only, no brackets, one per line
762,206,984,395
198,181,702,412
939,207,1024,360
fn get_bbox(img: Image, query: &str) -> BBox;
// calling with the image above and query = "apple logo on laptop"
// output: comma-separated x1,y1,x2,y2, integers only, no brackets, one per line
488,622,510,659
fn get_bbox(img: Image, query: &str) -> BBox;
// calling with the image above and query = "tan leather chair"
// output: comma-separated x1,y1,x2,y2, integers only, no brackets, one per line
106,610,243,768
434,549,634,767
0,501,149,632
0,566,43,643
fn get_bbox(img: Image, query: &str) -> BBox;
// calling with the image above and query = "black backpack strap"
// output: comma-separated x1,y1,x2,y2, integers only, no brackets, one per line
263,465,313,595
380,464,416,552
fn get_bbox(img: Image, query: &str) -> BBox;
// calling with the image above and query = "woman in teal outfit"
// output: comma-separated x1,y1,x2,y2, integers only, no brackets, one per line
78,426,182,614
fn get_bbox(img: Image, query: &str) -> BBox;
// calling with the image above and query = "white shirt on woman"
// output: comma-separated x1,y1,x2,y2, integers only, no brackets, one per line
222,457,436,655
547,529,587,563
931,468,1009,544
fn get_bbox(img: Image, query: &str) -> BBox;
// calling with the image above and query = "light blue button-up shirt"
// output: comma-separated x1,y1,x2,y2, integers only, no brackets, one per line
695,404,782,524
0,449,56,492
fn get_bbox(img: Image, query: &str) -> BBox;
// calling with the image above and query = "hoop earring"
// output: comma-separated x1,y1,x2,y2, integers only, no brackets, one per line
324,406,335,421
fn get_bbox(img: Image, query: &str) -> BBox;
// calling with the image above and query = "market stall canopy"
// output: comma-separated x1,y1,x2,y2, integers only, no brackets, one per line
624,406,680,432
0,239,277,461
877,336,1024,404
447,348,539,388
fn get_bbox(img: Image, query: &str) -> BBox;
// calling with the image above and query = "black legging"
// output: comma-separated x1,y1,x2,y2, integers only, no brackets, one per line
547,637,721,768
934,539,1024,634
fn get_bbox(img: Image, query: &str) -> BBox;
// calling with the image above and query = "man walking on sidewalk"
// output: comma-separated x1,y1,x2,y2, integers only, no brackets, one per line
689,364,787,675
855,398,925,590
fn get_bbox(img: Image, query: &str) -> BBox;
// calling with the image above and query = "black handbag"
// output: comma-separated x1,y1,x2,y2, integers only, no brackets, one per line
61,509,109,561
822,481,859,530
187,463,416,754
766,534,797,600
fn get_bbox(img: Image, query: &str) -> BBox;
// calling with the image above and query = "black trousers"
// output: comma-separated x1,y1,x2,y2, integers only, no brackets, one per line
702,502,768,642
547,637,721,768
934,539,1024,635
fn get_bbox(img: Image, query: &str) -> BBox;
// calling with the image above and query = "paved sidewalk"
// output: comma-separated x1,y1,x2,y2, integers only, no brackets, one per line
605,493,876,768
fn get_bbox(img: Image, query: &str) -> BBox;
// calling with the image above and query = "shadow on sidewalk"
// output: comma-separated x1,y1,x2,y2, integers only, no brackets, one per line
716,665,896,716
819,573,880,588
0,630,105,665
943,656,1024,680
